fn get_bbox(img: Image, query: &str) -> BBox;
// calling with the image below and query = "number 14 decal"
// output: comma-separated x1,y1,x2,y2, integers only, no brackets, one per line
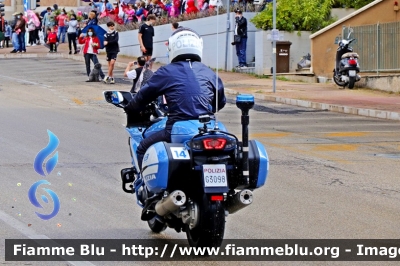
170,147,190,160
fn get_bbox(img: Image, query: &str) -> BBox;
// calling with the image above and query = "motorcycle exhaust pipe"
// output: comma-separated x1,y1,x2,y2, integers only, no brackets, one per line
155,190,186,217
226,189,253,214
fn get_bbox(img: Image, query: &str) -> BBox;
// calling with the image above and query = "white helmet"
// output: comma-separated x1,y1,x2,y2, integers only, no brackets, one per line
168,27,203,63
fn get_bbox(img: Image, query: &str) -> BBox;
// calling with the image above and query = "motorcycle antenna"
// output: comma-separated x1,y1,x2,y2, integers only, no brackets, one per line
211,0,221,130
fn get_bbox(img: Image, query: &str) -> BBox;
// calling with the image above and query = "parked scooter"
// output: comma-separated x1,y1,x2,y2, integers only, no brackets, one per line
333,28,361,89
103,62,269,247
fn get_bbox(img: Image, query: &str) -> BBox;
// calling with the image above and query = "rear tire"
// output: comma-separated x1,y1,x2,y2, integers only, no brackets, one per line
148,216,167,233
186,196,225,247
348,76,355,89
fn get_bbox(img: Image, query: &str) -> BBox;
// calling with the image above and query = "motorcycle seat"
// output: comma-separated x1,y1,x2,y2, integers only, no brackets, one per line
341,52,359,59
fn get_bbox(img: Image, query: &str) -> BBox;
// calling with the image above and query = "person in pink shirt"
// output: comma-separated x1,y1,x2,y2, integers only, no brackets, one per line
125,4,136,24
56,9,68,43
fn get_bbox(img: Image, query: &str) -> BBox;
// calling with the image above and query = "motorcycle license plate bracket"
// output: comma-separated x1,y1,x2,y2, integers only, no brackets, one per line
202,164,229,193
349,70,356,77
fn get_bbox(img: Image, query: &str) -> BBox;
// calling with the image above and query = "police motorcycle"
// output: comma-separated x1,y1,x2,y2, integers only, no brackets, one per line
103,29,269,248
333,28,361,89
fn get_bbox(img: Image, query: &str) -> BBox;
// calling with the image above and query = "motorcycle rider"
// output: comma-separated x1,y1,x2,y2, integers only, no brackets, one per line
125,27,226,171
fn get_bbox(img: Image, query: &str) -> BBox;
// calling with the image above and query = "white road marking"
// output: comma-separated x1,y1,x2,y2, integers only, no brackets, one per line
0,74,52,88
0,210,95,266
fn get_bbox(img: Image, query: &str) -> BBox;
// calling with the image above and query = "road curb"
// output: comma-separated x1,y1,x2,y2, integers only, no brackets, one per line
225,88,400,121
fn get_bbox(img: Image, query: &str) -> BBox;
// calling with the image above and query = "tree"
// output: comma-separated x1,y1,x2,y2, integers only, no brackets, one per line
251,0,337,32
332,0,374,9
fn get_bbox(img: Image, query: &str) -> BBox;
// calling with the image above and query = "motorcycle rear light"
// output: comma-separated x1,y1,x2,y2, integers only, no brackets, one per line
203,138,227,150
211,195,224,201
348,59,357,66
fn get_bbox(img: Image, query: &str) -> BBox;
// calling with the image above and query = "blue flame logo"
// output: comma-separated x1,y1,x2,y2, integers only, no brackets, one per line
28,180,60,220
33,130,59,176
30,130,60,220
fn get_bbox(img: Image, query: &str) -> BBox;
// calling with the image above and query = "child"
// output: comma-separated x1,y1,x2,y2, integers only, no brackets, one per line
103,21,119,84
47,28,58,53
4,21,12,48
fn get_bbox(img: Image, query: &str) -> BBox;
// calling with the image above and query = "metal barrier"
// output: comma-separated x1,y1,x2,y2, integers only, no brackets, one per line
343,21,400,73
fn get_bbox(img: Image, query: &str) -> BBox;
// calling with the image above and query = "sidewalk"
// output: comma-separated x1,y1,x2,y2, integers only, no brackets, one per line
1,43,400,121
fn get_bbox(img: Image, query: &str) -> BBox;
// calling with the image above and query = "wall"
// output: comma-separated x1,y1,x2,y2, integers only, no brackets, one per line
311,0,399,78
357,75,400,93
254,31,312,75
114,12,257,70
331,8,356,19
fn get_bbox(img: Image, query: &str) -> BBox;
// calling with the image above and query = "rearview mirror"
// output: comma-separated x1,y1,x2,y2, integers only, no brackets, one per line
103,91,124,104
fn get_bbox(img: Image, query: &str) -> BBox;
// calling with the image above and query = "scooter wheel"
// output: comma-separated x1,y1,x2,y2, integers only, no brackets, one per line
348,76,355,89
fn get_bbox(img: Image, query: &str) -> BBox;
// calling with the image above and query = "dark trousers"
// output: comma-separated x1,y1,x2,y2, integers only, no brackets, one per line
137,125,172,171
49,43,57,52
235,37,247,66
4,37,10,47
84,53,105,78
67,32,77,52
34,29,40,43
28,31,36,45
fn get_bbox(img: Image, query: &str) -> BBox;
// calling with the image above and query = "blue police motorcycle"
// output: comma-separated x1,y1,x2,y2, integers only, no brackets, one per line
103,91,269,247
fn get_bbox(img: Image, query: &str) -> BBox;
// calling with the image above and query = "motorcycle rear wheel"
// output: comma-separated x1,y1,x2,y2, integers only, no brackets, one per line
186,196,225,248
147,216,167,233
348,76,355,89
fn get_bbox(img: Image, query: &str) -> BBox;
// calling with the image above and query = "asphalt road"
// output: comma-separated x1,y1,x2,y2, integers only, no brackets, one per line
0,58,400,266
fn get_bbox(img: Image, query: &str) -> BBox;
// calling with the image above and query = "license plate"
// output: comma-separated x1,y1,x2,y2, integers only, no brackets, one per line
203,164,228,187
349,70,356,77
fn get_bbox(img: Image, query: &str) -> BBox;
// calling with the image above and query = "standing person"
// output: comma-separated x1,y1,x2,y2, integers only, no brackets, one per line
138,14,156,66
234,9,247,68
124,4,136,24
56,9,68,43
148,0,163,17
87,11,98,26
65,14,79,54
42,7,55,42
78,28,105,81
14,13,26,53
9,13,19,53
124,56,146,93
103,21,119,84
4,21,11,48
35,12,42,45
46,27,58,52
0,13,5,49
27,14,37,46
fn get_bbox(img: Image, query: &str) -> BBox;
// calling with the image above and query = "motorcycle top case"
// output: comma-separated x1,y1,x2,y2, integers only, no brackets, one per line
244,140,269,189
144,118,227,143
141,142,191,193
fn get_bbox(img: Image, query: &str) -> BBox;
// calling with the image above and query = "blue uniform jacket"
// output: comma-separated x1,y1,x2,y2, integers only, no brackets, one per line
126,61,226,124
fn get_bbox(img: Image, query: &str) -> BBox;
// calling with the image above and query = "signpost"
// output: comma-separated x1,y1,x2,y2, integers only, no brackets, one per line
272,0,277,93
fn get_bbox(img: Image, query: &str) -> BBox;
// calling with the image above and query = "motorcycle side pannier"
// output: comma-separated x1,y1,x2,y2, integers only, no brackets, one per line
246,140,269,189
141,142,192,193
